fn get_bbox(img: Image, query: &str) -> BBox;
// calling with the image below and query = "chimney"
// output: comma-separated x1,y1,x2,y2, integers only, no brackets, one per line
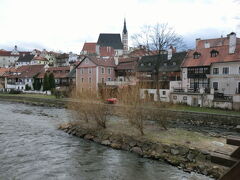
228,32,236,54
114,57,119,65
167,46,174,60
204,42,210,48
196,38,201,48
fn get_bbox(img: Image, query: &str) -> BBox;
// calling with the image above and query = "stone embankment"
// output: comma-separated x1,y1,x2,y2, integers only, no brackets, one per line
59,123,227,179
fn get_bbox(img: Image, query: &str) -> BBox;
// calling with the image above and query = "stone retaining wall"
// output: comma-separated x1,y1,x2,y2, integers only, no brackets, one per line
59,123,227,179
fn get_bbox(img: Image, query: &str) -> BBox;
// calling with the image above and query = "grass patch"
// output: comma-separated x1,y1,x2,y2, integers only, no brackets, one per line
0,93,56,99
169,104,240,116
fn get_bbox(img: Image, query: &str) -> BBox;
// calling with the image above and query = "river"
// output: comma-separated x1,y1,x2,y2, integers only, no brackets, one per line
0,101,213,180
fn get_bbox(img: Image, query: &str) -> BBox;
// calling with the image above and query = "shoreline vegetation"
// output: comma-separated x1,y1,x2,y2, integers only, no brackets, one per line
0,91,239,179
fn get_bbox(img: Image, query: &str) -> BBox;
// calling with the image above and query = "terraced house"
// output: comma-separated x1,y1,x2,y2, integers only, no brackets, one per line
171,32,240,110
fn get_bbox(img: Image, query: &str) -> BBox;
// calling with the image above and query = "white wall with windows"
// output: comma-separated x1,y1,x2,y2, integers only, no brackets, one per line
208,61,240,95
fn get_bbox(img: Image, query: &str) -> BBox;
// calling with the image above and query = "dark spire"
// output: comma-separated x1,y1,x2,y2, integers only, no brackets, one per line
123,18,127,34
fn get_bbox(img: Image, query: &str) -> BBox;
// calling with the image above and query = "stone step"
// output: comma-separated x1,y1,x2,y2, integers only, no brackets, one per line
211,152,238,167
227,136,240,146
220,160,240,180
231,147,240,159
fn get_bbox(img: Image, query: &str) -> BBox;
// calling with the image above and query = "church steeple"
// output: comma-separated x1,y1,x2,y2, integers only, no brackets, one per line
123,18,127,34
122,18,128,55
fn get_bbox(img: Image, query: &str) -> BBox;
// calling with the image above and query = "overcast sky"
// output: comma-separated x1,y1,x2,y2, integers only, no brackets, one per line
0,0,239,53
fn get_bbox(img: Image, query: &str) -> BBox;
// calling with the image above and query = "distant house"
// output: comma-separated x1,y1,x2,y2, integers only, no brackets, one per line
55,53,69,67
105,57,139,87
0,46,29,68
170,32,240,110
37,66,70,88
6,65,45,90
16,54,35,67
137,47,187,89
76,56,116,91
32,56,49,65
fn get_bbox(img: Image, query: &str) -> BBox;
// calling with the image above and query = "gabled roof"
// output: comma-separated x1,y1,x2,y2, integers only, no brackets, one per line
82,43,97,54
37,66,70,79
97,33,123,49
181,45,240,67
138,52,187,72
77,56,116,68
117,57,139,71
17,54,35,62
8,65,45,78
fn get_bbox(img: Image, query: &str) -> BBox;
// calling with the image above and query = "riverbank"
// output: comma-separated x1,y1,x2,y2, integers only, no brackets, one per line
58,122,229,179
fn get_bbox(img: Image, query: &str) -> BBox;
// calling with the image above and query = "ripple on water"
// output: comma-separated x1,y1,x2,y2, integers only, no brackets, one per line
0,101,213,180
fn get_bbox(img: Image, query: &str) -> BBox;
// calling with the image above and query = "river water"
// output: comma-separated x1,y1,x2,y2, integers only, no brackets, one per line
0,101,213,180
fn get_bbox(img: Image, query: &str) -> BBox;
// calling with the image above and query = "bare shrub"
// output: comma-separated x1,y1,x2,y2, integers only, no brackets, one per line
92,103,109,129
148,109,168,130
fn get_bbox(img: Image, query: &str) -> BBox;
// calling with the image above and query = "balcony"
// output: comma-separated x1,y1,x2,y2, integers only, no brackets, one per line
105,81,136,86
214,93,233,102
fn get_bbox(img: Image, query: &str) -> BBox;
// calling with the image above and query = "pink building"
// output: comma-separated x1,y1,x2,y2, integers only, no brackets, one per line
76,56,116,91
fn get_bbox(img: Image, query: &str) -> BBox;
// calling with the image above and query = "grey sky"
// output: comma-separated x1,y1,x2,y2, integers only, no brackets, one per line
0,0,239,53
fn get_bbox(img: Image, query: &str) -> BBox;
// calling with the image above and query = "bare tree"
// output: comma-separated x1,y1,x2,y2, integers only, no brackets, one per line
132,23,185,101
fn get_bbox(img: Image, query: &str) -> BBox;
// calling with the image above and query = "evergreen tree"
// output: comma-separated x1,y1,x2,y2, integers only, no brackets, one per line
43,73,50,91
33,74,42,91
49,73,56,89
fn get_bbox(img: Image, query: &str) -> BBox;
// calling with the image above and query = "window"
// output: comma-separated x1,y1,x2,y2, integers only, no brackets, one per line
81,68,84,74
101,67,105,74
223,67,229,74
210,49,219,57
81,78,84,83
172,62,176,65
173,96,177,100
85,59,89,64
107,77,111,81
162,91,166,95
148,62,152,66
88,68,92,74
213,68,219,74
88,77,91,83
213,82,218,90
108,68,111,74
193,52,201,59
183,96,187,100
164,63,167,66
101,78,105,83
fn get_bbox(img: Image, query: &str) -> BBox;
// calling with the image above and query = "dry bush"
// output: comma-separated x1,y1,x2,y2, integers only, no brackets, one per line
117,85,146,135
92,103,109,129
67,88,109,129
147,108,168,130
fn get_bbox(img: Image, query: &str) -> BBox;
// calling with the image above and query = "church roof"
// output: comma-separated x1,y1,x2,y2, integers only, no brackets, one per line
97,33,123,50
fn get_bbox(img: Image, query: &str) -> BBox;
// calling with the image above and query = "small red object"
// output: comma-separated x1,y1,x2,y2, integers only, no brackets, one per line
106,98,117,104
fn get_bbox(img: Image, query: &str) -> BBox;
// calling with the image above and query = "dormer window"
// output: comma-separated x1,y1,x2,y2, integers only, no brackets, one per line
193,52,201,59
148,62,152,66
140,63,144,67
210,49,219,57
172,62,176,65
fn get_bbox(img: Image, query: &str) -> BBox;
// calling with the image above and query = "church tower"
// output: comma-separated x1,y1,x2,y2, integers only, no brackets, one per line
122,18,128,55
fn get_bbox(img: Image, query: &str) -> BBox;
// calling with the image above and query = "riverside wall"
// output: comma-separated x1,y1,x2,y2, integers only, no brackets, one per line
59,123,227,179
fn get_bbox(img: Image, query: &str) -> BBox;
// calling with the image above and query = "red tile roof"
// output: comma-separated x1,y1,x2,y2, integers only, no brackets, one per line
8,65,45,78
82,43,97,54
129,49,160,57
33,56,48,61
37,66,70,79
181,45,240,67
